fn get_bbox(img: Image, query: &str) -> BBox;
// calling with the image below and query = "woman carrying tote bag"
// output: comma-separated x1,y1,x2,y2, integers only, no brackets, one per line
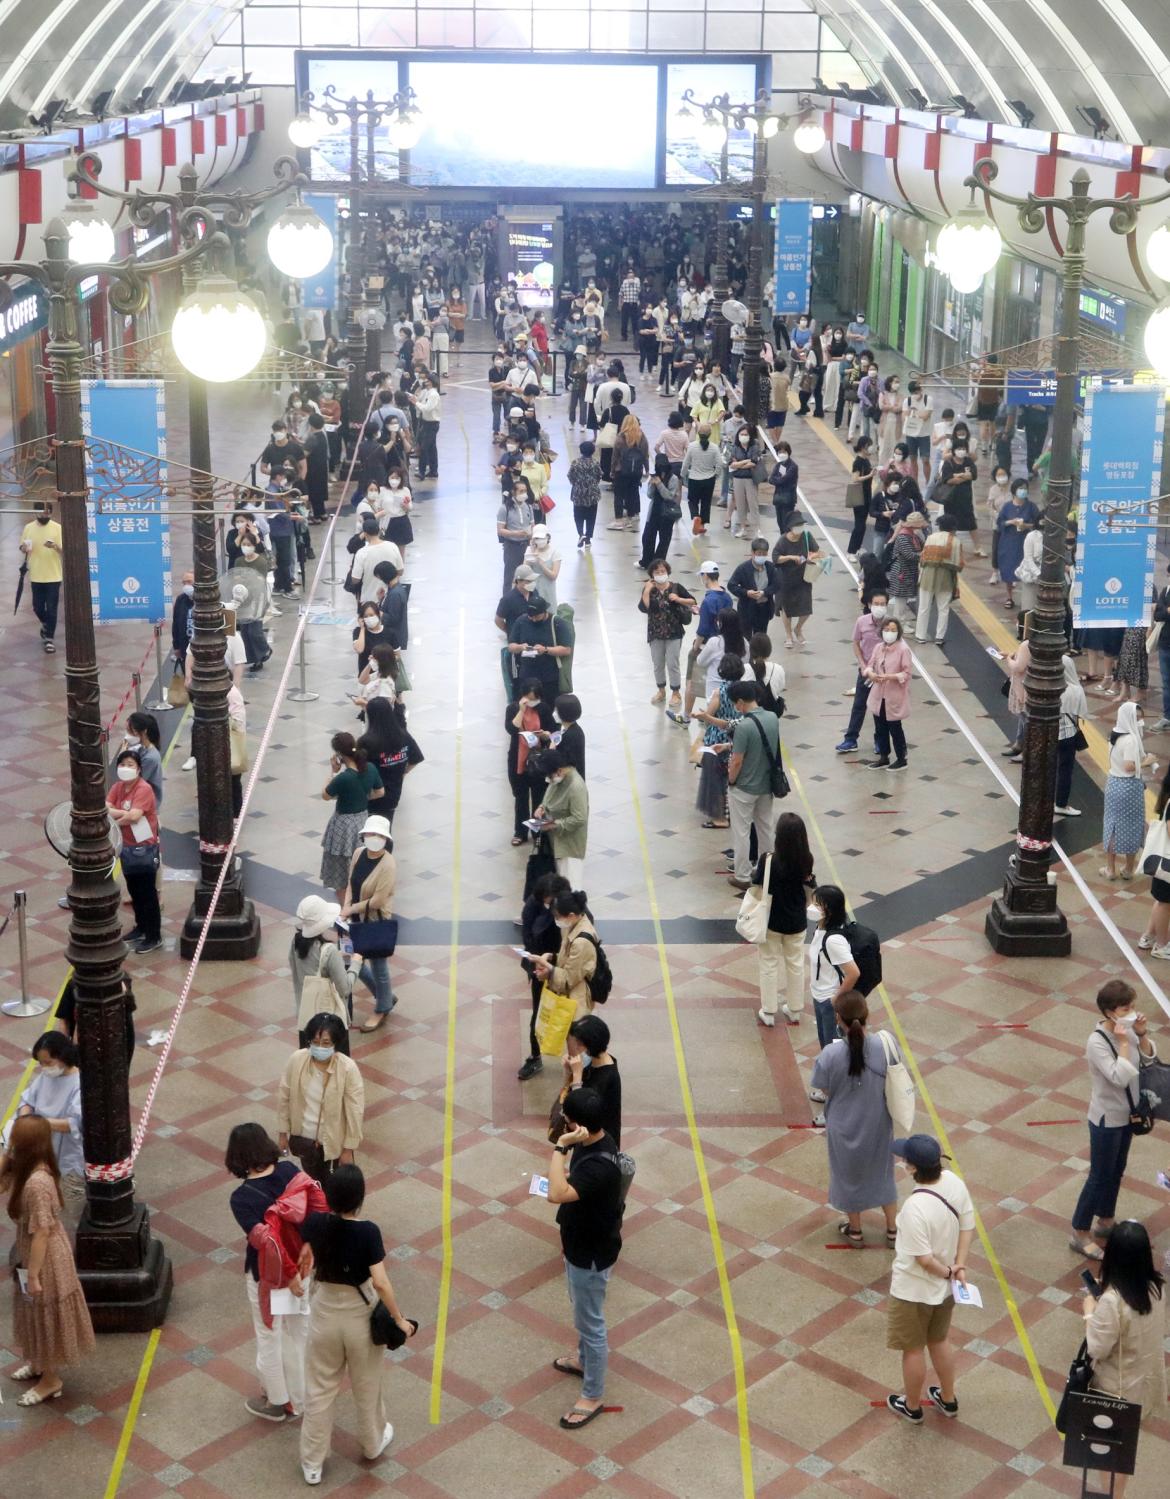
341,815,398,1033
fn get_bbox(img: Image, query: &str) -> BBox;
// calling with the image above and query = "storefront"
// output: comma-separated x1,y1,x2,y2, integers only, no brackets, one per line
0,282,49,449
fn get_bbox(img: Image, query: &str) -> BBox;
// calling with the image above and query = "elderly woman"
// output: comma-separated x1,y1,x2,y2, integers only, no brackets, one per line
277,1014,365,1185
886,512,927,630
17,1033,83,1216
342,813,397,1032
810,991,899,1246
532,888,599,1020
864,616,913,771
726,422,764,541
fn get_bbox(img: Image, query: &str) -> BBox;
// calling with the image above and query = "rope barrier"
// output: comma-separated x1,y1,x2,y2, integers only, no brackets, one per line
129,392,378,1162
102,631,160,739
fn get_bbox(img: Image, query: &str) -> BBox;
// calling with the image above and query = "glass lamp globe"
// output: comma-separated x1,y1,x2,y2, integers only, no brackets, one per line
171,276,267,382
1143,304,1170,377
936,205,1003,283
387,111,423,151
761,114,782,139
700,113,727,147
948,265,985,295
793,118,826,154
1145,223,1170,282
288,113,320,149
266,204,334,279
62,201,116,264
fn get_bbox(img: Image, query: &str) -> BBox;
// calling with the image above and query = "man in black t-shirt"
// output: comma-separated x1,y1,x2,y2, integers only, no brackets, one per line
507,596,570,699
260,421,307,482
494,563,537,634
548,1087,623,1430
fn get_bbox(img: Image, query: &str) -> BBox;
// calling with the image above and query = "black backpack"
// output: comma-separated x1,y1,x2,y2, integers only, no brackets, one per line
619,443,644,479
576,932,613,1004
839,919,883,996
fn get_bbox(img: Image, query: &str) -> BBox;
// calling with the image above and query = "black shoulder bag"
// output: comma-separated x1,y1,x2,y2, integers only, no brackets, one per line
747,714,789,799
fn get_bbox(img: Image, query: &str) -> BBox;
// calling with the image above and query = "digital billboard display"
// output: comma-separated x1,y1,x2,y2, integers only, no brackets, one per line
295,53,768,191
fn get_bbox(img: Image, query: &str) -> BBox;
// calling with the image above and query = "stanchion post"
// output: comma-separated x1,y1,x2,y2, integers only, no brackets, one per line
287,618,320,704
1,891,51,1018
131,669,142,715
147,625,174,712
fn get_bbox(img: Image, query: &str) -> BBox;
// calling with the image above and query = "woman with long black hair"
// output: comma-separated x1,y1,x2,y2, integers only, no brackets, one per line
752,811,813,1027
358,698,424,831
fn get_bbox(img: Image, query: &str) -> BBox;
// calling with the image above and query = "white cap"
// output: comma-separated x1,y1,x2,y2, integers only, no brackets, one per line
697,560,720,575
361,814,392,839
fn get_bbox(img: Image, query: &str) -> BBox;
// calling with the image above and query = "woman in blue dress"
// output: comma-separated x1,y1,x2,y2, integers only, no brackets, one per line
994,479,1040,613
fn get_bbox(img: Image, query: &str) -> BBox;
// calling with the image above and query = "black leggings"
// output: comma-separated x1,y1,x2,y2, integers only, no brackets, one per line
123,860,162,942
687,476,715,525
574,505,597,539
847,507,868,554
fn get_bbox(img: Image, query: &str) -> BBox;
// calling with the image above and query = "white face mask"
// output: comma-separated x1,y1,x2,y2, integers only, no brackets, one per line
241,544,256,557
555,918,573,930
39,1063,64,1078
182,583,194,597
806,905,822,922
652,573,669,586
116,764,138,782
870,604,887,620
388,478,401,488
363,617,381,631
882,629,899,644
1111,1010,1138,1029
363,835,387,853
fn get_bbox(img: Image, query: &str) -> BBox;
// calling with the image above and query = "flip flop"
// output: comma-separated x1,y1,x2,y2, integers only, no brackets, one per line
552,1357,584,1378
559,1403,605,1429
701,821,729,829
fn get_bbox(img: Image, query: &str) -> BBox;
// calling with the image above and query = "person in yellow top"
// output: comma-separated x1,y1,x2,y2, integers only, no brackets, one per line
19,503,63,653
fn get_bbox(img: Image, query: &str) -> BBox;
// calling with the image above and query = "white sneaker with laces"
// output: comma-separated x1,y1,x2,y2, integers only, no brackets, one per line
302,1463,323,1486
1150,718,1170,731
1138,934,1154,950
808,1087,827,1104
1054,805,1082,817
756,1008,775,1027
1151,944,1170,960
182,756,196,772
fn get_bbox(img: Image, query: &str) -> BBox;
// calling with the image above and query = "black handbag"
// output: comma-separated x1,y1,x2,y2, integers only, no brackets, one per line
357,1283,417,1348
748,713,789,799
120,840,161,872
1054,1339,1094,1434
523,833,556,900
349,918,399,959
1101,1032,1156,1135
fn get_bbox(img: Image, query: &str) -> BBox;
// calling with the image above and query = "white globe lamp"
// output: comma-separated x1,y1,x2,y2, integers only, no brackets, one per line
266,203,334,279
62,200,116,264
793,117,826,154
948,265,985,295
936,204,1003,284
288,113,320,149
1143,304,1170,377
699,112,727,147
171,276,267,382
1145,223,1170,282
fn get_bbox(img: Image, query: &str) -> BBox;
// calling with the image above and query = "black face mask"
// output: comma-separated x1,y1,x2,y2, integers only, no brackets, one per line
35,515,50,525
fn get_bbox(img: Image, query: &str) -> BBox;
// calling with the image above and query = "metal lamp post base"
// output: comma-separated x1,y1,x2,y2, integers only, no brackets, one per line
75,1203,174,1332
180,881,261,960
985,869,1071,956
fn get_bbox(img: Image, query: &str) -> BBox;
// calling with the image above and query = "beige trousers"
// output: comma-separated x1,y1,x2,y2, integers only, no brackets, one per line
300,1280,388,1468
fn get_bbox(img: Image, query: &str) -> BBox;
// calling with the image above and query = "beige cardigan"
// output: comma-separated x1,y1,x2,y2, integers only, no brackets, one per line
277,1050,365,1163
345,847,396,920
545,914,598,1020
1086,1286,1168,1411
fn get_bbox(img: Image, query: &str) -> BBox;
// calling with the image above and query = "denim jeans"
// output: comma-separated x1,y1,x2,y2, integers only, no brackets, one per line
843,672,869,744
565,1259,612,1399
359,956,395,1014
814,996,838,1049
1072,1120,1133,1232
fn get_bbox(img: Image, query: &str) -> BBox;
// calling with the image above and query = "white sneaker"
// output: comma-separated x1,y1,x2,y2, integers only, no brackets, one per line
779,1004,800,1025
756,1008,775,1027
1054,805,1082,817
808,1087,827,1104
811,1112,826,1128
302,1463,323,1486
1151,944,1170,960
182,756,196,772
370,1422,394,1459
1151,718,1170,732
1138,934,1154,950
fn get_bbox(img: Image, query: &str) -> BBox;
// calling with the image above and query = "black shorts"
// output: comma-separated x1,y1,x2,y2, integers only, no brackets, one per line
976,399,999,421
453,329,465,344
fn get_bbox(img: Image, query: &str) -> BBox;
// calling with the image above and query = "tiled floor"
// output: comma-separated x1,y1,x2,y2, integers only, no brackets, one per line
0,329,1168,1498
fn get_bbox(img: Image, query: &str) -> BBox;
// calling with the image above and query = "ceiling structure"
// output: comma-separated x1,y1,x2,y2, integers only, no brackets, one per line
0,0,1167,145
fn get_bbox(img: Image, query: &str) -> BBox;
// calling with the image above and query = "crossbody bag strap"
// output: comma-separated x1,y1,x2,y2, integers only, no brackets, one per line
1098,1029,1140,1115
748,712,778,770
911,1187,960,1221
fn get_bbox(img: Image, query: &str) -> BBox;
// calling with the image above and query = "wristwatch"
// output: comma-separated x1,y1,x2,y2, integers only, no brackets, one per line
554,1144,570,1155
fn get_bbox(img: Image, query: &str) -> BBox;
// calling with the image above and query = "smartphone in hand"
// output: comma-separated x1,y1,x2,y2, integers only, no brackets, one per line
1081,1268,1102,1298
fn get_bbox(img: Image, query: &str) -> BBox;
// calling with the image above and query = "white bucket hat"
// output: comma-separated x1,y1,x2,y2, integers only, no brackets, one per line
296,894,341,939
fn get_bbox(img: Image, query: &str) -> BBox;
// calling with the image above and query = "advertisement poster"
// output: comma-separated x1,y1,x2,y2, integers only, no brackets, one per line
82,380,170,623
505,222,555,310
301,193,339,311
773,198,813,317
1072,384,1164,629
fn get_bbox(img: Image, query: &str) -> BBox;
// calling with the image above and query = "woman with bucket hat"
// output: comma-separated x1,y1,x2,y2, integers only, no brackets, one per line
290,896,356,1053
341,815,397,1033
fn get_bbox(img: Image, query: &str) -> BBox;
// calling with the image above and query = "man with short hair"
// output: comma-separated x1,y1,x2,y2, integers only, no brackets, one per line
19,501,63,653
259,420,306,482
350,516,404,606
507,594,571,702
725,680,780,889
495,563,537,635
547,1086,624,1431
618,265,642,342
836,590,890,754
886,1134,975,1424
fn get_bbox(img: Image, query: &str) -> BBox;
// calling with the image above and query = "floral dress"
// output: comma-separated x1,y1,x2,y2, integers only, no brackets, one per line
696,682,738,820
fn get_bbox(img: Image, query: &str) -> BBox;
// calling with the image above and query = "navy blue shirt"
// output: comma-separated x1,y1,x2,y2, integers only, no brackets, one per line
230,1160,301,1280
697,586,733,640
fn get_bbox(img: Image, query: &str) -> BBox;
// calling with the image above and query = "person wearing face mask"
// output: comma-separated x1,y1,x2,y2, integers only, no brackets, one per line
290,896,356,1051
518,873,573,1079
796,327,825,418
532,750,589,888
507,679,555,847
123,711,164,808
170,571,195,675
532,888,599,1020
769,442,799,534
350,515,405,611
352,603,387,675
277,1015,365,1185
107,750,162,953
380,467,413,556
303,412,331,523
639,561,696,713
836,591,891,755
1102,702,1156,881
900,379,933,485
985,465,1011,586
689,382,726,447
729,538,780,638
766,358,791,444
752,812,815,1028
1069,980,1158,1260
639,455,684,570
876,376,902,465
318,382,343,474
17,1033,84,1211
489,351,512,437
914,516,964,646
863,617,913,771
498,476,537,596
835,351,857,430
771,517,821,649
19,502,64,652
853,359,881,444
525,524,562,607
657,313,681,395
679,422,723,536
727,423,764,541
994,481,1040,612
821,327,848,415
353,643,402,714
798,884,861,1047
886,512,927,629
340,815,397,1030
320,733,385,902
940,437,983,558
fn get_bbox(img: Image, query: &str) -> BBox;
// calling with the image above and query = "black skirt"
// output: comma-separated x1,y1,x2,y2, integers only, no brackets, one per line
385,514,414,547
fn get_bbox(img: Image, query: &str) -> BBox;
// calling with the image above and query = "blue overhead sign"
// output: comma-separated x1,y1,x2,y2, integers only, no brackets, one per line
1073,384,1164,629
301,192,339,310
1005,368,1134,407
773,197,813,316
1079,288,1127,336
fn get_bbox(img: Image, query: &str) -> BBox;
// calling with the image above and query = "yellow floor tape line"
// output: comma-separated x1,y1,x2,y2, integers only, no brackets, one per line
102,1327,161,1498
587,551,755,1499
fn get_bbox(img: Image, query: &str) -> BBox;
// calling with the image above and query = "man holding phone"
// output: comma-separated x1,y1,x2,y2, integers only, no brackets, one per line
19,501,63,653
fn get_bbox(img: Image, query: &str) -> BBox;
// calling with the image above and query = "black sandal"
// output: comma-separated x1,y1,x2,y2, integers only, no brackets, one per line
552,1357,583,1378
559,1403,605,1429
837,1222,864,1246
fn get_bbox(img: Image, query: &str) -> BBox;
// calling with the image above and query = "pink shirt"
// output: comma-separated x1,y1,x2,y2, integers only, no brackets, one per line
852,612,884,666
865,639,913,721
655,427,690,463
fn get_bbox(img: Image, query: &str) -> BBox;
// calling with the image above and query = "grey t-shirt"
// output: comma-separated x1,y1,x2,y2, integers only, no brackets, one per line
731,708,780,796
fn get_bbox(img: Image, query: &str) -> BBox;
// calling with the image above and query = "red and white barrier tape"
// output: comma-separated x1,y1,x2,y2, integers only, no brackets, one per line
85,1155,134,1183
128,394,378,1162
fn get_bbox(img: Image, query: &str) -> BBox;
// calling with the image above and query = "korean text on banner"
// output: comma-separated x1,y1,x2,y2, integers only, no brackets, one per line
82,380,170,624
302,194,339,311
1072,384,1165,629
773,198,813,317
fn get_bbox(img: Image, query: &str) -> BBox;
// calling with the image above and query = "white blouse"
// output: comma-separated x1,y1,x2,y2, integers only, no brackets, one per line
1108,732,1140,778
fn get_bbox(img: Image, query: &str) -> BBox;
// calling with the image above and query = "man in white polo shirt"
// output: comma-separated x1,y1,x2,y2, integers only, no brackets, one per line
886,1134,975,1424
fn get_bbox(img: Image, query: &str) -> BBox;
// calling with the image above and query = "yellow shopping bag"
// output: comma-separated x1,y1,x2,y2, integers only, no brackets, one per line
534,985,576,1057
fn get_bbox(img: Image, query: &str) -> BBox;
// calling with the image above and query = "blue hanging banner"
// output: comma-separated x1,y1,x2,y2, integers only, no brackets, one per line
302,193,339,311
1005,368,1134,407
1073,383,1165,629
82,380,170,624
773,197,813,317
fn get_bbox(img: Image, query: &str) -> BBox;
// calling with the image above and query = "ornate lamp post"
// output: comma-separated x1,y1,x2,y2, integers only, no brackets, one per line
936,162,1170,954
73,155,333,959
675,92,824,423
0,221,228,1327
290,87,424,431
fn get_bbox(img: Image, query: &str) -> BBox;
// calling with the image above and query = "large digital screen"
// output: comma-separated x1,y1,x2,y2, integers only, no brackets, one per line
295,53,767,190
664,62,759,187
407,62,657,188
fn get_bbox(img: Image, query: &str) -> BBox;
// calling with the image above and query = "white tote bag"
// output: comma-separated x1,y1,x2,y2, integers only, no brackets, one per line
735,854,771,946
879,1029,916,1135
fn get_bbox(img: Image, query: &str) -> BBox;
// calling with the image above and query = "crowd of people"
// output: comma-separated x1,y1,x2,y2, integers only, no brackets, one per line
8,231,1168,1495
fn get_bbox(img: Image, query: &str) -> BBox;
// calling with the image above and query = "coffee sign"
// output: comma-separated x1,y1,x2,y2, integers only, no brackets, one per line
0,286,48,352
